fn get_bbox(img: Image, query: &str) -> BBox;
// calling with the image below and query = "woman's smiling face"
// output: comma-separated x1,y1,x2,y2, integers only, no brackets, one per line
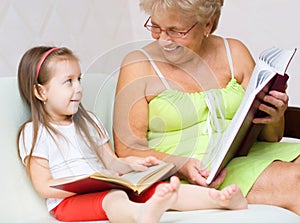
149,12,206,65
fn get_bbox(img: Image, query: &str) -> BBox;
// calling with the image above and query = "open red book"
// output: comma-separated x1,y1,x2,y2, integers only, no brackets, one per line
205,47,297,184
51,162,175,195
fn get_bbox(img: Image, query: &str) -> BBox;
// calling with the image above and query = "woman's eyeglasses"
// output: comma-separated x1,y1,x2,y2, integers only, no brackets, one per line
143,16,198,39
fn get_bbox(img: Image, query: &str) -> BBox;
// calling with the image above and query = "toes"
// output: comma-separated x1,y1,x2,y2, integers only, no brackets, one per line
170,176,180,190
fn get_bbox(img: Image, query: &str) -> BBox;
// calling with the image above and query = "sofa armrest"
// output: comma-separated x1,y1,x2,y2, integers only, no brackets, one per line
284,106,300,139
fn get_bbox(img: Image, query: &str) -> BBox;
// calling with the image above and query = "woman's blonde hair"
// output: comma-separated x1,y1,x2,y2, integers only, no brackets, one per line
140,0,223,33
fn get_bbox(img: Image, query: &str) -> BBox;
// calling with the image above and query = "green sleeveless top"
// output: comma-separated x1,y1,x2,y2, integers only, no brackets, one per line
142,38,244,160
148,79,244,160
142,40,300,195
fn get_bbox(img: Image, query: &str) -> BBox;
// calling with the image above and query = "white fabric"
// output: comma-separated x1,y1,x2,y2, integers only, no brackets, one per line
223,38,235,78
18,113,109,211
139,39,235,91
139,48,171,89
203,38,233,135
201,39,231,166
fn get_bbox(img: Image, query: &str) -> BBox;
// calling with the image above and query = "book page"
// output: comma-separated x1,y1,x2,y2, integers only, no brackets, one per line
259,47,296,74
120,162,172,185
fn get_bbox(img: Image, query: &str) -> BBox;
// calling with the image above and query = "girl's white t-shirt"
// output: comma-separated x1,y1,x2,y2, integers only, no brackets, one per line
19,114,109,211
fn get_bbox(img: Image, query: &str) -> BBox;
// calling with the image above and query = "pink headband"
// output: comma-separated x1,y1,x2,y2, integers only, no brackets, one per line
35,47,59,80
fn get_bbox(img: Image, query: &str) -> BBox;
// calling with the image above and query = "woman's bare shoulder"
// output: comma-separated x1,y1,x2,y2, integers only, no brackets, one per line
117,49,154,91
226,38,251,56
226,38,255,87
121,49,148,66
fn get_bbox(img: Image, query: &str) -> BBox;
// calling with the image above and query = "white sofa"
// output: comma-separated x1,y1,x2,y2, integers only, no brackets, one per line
1,75,299,223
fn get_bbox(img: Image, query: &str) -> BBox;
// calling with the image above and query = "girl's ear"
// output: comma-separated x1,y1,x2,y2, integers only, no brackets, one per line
33,84,47,103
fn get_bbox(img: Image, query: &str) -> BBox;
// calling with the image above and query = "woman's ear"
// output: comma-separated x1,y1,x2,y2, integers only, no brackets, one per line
33,84,47,103
204,17,215,36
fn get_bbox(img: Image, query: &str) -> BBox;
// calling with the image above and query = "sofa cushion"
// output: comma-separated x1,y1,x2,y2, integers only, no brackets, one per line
1,76,299,222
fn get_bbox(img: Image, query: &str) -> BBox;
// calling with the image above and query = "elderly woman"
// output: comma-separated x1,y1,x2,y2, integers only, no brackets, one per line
113,0,300,215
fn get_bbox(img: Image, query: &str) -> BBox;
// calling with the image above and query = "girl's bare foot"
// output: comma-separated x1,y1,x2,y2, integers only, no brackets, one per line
136,176,180,223
209,184,248,210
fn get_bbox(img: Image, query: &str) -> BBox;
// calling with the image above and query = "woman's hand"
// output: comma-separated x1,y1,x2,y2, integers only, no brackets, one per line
176,158,226,188
253,90,288,125
253,90,289,141
118,156,160,174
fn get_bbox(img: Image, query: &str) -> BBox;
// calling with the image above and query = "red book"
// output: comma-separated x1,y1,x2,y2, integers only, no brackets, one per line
51,162,175,194
205,47,297,184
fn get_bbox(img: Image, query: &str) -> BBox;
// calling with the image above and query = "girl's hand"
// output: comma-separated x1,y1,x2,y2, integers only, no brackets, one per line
119,156,160,173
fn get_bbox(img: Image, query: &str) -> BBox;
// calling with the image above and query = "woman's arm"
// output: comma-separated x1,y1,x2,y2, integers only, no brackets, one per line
113,51,224,187
228,38,287,142
113,51,185,162
227,38,255,90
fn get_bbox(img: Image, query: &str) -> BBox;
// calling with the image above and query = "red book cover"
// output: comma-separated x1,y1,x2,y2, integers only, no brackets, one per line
205,47,297,184
51,162,175,195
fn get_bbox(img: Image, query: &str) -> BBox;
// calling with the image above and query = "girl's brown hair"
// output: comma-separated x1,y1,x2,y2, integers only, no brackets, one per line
17,46,105,175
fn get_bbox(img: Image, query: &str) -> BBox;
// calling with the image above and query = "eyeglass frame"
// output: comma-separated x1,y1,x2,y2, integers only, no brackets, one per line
143,16,198,38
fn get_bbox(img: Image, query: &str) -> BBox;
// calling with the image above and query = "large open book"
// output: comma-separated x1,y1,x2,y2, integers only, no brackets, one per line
205,46,297,184
51,162,175,194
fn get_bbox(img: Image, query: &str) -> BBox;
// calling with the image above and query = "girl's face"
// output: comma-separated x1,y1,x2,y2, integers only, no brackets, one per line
41,59,82,124
149,13,207,65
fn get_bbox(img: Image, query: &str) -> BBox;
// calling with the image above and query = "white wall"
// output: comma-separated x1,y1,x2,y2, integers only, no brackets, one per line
1,0,299,105
129,0,300,106
216,0,300,106
0,0,141,76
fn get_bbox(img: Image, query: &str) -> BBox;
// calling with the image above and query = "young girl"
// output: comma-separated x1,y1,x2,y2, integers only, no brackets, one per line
17,46,247,222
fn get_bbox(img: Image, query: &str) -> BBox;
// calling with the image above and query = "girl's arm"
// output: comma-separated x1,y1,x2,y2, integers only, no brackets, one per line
28,149,160,198
99,142,160,175
27,156,75,199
